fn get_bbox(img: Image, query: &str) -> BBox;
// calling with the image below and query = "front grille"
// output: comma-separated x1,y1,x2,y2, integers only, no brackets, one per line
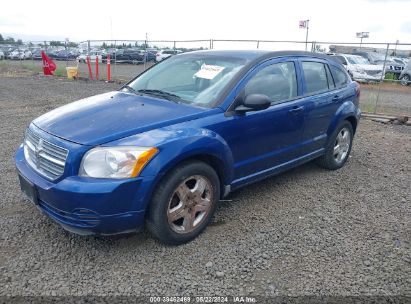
365,70,381,76
24,128,68,180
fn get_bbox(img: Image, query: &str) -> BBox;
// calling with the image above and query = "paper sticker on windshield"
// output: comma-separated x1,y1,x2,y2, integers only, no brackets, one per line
194,64,225,79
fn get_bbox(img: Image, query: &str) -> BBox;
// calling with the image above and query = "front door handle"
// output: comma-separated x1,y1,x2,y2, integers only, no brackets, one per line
289,106,304,114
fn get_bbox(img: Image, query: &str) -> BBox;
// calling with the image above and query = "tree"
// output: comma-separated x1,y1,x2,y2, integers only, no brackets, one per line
5,36,15,43
50,40,64,46
314,44,326,53
0,34,4,43
17,39,23,45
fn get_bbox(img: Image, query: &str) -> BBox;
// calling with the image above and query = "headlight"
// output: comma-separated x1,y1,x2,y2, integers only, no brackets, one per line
79,146,158,179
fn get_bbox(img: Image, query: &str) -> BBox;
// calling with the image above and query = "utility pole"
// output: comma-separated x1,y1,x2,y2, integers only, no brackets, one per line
299,19,310,51
394,40,399,56
305,20,309,51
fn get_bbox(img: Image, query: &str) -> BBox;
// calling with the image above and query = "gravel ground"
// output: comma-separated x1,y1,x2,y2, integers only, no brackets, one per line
0,74,410,300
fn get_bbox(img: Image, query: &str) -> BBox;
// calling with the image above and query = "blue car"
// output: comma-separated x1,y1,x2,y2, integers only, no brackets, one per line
15,50,361,244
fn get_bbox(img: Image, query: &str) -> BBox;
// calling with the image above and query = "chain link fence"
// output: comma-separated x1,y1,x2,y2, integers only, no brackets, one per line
1,39,410,116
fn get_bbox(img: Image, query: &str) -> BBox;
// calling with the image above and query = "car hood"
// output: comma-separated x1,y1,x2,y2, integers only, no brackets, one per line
33,91,208,146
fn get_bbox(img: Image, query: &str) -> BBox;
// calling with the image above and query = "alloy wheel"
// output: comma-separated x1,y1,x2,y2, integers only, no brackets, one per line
167,175,213,234
333,127,351,164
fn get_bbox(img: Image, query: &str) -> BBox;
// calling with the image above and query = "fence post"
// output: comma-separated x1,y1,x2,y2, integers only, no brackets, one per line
65,40,68,67
87,40,91,55
107,54,111,82
256,41,260,49
173,41,176,52
210,39,212,50
114,40,117,80
374,43,390,114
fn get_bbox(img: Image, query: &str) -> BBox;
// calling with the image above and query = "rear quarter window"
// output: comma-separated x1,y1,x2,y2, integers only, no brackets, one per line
330,65,349,88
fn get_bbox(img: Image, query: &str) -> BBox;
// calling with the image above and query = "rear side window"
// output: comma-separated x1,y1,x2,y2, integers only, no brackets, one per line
245,62,297,104
330,65,349,88
325,65,335,89
302,61,330,94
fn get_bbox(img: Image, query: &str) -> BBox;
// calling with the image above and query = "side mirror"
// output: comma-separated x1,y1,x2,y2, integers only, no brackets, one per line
235,94,271,113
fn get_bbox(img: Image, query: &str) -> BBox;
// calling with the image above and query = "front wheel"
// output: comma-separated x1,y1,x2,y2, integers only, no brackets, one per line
146,161,220,245
316,121,353,170
400,75,410,86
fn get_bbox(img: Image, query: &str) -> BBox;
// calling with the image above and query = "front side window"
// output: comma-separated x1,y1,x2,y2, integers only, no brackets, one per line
127,55,248,108
245,62,297,104
302,61,330,95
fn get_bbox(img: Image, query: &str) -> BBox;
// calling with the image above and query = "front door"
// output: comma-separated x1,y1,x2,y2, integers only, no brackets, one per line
212,59,306,184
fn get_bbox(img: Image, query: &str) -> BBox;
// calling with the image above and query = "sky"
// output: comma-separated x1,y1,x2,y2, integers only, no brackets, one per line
1,0,411,50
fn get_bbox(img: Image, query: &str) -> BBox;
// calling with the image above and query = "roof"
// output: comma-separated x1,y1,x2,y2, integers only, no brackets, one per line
180,49,334,61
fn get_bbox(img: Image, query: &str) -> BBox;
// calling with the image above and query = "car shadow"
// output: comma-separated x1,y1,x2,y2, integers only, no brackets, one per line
79,160,325,246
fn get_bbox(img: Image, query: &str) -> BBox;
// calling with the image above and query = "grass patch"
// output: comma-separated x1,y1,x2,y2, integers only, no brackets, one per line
54,66,67,77
360,103,376,113
21,63,42,73
384,72,398,81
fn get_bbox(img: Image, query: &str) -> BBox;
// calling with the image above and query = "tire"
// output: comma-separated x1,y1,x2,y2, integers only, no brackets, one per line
400,75,410,86
316,120,354,170
146,161,220,245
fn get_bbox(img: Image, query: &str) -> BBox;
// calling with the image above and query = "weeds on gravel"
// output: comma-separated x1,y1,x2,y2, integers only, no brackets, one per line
21,63,42,73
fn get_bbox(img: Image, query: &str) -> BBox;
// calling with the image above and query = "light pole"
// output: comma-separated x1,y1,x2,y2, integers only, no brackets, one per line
394,40,399,56
356,32,369,49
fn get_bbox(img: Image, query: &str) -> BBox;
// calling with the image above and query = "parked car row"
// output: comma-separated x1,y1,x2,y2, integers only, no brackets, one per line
352,51,405,77
74,48,183,64
329,53,385,82
0,45,180,63
328,51,410,84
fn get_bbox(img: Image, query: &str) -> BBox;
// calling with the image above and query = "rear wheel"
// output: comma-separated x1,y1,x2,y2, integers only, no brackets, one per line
316,121,353,170
146,161,220,245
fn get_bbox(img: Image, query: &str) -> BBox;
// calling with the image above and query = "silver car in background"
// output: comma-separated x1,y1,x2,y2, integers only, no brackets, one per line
329,53,384,82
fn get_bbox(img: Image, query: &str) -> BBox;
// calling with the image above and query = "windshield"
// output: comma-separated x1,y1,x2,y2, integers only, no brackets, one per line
126,54,248,108
346,56,369,65
367,52,395,64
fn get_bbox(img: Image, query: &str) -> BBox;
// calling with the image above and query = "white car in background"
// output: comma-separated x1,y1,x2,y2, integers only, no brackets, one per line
77,51,103,63
329,53,384,82
155,50,181,62
9,49,32,60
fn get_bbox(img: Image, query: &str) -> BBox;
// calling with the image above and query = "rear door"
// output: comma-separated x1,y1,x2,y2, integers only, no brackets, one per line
298,59,350,153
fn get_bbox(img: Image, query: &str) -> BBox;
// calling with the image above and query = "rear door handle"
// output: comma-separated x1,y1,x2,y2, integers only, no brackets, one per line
332,95,341,102
289,106,304,114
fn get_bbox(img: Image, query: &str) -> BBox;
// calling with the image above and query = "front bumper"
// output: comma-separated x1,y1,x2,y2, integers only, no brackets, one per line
352,71,383,82
15,146,154,235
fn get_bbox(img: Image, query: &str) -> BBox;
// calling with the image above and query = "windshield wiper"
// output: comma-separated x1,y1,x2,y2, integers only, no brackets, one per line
137,89,183,103
123,85,139,95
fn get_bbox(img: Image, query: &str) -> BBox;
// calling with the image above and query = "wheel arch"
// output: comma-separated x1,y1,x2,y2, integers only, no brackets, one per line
327,100,359,137
345,115,358,134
